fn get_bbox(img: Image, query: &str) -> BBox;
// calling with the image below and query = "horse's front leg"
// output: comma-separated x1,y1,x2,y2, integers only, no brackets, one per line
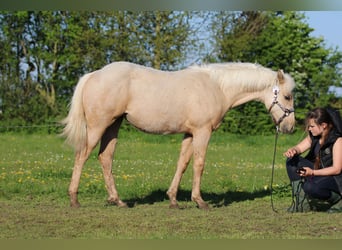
167,133,193,208
191,129,211,210
98,118,127,208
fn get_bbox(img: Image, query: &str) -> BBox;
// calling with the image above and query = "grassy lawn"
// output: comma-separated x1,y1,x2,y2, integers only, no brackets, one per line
0,131,341,239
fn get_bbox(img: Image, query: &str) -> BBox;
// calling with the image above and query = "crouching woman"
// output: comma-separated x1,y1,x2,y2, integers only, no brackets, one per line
284,107,342,213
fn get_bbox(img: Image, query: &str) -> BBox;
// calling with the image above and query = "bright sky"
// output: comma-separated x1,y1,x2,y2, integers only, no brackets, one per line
304,11,342,95
304,11,342,51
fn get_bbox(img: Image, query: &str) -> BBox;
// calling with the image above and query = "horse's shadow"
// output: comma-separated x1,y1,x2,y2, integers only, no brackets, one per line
121,188,270,208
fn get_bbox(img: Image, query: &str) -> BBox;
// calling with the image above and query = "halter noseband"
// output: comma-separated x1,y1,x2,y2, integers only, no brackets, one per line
268,85,294,126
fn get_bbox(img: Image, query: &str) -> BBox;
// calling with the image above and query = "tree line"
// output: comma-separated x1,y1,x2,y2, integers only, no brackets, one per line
0,11,341,134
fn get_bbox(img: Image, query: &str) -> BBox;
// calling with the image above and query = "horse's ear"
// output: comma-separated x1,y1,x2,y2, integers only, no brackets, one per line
277,69,285,84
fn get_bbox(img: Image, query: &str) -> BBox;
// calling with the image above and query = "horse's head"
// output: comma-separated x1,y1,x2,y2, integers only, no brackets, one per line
266,70,295,133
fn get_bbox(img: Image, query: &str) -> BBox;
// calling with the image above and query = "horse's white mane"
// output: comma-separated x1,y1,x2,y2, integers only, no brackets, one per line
189,62,279,91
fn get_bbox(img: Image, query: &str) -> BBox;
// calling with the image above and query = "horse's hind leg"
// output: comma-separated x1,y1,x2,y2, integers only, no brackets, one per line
98,116,127,207
69,129,101,208
167,133,193,208
69,150,91,207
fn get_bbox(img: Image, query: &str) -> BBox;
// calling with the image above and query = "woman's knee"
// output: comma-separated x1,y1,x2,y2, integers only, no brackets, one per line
303,181,314,196
303,181,330,199
286,157,301,181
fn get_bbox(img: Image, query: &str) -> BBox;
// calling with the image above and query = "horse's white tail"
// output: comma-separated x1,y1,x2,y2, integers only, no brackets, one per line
61,73,93,153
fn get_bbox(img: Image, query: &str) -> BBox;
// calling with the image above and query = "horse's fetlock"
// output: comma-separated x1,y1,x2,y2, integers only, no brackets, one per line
166,190,176,200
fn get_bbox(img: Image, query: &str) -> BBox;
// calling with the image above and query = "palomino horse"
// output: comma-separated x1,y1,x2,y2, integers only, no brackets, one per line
62,61,295,209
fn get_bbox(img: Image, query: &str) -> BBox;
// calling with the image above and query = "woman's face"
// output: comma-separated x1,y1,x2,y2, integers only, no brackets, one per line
307,118,326,137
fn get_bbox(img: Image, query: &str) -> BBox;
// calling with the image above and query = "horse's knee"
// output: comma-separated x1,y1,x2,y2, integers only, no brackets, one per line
193,160,205,175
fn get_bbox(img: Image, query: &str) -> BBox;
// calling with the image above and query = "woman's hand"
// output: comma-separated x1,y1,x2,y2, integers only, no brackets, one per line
298,167,314,177
283,147,298,158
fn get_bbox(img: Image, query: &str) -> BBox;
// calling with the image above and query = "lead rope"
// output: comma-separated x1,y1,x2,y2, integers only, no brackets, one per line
270,126,280,213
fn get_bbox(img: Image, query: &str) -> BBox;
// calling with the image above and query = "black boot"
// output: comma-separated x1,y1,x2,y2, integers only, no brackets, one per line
327,192,342,213
287,179,311,212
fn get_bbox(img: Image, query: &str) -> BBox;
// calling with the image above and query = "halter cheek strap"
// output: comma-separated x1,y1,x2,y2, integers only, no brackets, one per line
268,85,295,126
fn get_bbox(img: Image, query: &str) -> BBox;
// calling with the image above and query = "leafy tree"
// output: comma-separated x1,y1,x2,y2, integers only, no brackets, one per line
135,11,192,70
247,12,342,119
210,11,269,63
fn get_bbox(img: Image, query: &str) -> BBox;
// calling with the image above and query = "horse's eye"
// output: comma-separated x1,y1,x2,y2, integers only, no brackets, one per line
284,95,292,101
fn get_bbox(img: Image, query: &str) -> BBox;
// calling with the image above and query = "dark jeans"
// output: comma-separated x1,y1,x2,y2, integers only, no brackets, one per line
286,156,339,200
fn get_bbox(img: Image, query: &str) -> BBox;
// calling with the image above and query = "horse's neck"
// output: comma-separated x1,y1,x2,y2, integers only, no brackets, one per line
212,68,274,110
230,91,265,108
220,84,266,110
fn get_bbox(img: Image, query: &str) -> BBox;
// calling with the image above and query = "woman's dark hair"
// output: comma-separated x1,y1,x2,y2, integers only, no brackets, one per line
305,107,333,130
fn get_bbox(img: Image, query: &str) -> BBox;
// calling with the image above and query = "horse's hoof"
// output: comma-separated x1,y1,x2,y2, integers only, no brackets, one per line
70,202,81,208
169,203,180,209
197,202,209,210
107,199,128,208
117,202,128,208
199,205,209,210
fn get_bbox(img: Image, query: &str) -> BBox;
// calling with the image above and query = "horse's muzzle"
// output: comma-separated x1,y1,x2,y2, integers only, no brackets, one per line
278,122,295,134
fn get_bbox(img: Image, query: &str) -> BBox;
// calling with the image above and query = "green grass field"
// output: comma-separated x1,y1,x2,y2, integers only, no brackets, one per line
0,131,341,239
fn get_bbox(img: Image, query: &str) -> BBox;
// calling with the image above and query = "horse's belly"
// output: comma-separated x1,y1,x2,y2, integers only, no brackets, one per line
126,111,187,134
125,84,225,134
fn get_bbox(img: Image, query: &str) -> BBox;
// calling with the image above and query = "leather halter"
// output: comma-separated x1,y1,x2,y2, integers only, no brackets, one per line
268,85,295,126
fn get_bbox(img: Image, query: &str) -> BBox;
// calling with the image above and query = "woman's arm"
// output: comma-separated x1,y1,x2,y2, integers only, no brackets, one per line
283,135,312,158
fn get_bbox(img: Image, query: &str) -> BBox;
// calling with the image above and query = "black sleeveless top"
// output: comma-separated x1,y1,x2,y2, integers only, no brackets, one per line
305,128,342,195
